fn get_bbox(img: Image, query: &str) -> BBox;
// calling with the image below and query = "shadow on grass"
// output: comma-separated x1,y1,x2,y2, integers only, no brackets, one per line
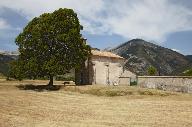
16,84,62,92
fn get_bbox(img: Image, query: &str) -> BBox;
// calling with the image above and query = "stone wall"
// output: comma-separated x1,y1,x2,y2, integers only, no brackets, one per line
119,70,136,85
119,77,131,85
138,76,192,93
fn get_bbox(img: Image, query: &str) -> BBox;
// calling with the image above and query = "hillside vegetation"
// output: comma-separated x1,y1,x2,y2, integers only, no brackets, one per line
0,54,15,76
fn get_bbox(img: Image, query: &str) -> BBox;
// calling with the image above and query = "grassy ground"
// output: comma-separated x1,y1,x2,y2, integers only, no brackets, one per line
0,79,192,127
0,73,6,79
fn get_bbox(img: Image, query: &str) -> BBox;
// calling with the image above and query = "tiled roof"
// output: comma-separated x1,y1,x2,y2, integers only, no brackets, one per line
91,50,124,59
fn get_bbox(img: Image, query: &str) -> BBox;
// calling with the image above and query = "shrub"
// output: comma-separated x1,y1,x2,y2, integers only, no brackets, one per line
55,75,75,81
147,66,157,76
130,81,137,86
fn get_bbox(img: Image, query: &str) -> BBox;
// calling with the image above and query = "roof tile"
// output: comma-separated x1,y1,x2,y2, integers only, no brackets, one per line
91,50,124,59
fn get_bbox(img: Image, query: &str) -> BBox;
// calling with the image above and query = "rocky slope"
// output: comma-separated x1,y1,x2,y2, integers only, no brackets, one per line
0,52,18,76
111,39,191,75
186,55,192,62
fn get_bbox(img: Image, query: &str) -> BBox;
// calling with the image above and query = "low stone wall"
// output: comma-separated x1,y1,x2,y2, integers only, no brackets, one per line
119,77,130,85
138,76,192,93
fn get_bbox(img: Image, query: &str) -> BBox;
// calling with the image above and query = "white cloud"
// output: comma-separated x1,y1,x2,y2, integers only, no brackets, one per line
0,0,192,43
99,0,192,42
0,18,11,29
0,18,22,31
172,49,181,53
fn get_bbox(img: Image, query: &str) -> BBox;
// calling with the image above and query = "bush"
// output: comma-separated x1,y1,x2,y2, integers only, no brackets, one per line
106,90,120,96
148,66,157,76
183,68,192,76
55,75,75,81
130,81,137,86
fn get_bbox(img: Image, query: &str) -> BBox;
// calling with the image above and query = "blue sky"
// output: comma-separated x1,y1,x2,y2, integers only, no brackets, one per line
0,0,192,55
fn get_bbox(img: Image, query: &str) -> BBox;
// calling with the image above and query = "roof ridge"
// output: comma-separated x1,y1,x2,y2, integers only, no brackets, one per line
91,50,124,59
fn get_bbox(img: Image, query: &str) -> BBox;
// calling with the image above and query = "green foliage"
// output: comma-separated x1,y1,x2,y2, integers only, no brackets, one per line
147,66,157,76
130,81,137,86
183,68,192,76
55,75,75,81
11,8,91,84
8,60,26,81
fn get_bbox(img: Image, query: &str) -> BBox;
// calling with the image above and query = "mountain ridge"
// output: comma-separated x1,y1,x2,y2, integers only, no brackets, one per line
186,55,192,62
110,39,191,75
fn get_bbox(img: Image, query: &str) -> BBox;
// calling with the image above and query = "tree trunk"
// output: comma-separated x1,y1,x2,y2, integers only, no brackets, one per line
48,75,53,86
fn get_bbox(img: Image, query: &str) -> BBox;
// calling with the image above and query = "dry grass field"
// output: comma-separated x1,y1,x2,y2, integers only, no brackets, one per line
0,79,192,127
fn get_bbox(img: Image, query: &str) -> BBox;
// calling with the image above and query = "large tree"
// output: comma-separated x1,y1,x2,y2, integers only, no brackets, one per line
13,8,91,86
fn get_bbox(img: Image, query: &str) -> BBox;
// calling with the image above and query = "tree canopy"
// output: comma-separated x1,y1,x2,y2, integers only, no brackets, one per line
147,66,157,76
11,8,91,86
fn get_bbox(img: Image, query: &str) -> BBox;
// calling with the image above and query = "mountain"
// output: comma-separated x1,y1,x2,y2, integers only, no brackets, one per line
0,52,18,76
186,55,192,62
111,39,192,75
